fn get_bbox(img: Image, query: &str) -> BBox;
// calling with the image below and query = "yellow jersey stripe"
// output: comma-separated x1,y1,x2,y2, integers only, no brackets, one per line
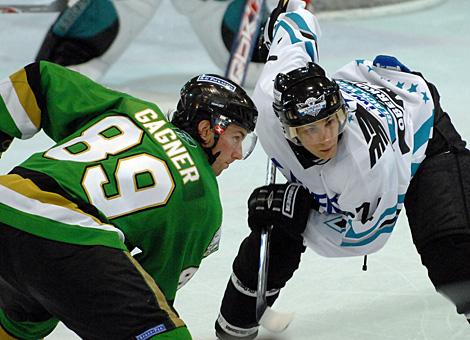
125,252,186,328
9,68,41,129
0,325,19,340
0,174,125,241
0,76,38,138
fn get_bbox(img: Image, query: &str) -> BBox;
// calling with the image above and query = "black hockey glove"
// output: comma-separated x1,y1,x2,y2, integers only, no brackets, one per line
247,183,318,240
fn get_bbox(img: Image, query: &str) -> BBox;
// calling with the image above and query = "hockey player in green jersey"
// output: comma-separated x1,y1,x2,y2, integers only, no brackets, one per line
0,61,258,340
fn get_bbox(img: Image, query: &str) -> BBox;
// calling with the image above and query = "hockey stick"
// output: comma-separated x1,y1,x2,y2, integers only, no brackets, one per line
255,159,295,333
225,0,295,333
0,0,67,13
256,160,276,322
224,0,266,85
255,0,295,333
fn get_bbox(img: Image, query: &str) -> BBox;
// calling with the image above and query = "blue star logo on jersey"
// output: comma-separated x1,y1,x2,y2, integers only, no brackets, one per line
356,59,365,65
407,84,418,93
421,91,430,103
396,81,405,89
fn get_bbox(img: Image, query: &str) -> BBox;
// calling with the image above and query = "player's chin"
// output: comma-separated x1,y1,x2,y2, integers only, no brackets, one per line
318,145,337,160
211,163,228,176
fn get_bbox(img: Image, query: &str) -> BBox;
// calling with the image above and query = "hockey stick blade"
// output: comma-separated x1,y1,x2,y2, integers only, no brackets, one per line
259,306,295,333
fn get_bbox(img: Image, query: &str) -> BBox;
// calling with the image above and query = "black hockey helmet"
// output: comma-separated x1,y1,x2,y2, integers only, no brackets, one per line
273,62,347,145
172,74,258,159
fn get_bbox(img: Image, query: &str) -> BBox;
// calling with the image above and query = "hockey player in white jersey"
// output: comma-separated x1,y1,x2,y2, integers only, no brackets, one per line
215,2,470,339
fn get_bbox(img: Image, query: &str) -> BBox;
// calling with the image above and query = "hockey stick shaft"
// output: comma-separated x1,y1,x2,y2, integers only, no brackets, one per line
256,159,277,321
224,0,294,332
0,0,67,13
224,0,266,86
256,161,294,333
222,0,273,319
255,0,290,323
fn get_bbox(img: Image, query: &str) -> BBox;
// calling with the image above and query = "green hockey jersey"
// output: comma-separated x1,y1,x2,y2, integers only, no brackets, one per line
0,61,222,300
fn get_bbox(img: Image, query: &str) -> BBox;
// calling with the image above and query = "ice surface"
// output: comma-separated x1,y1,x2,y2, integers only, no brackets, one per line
1,0,469,339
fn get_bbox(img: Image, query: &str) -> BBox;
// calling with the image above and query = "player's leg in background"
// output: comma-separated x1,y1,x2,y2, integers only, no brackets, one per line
405,81,470,325
173,0,275,88
34,0,288,87
215,227,306,339
36,0,162,81
36,0,119,67
406,150,470,324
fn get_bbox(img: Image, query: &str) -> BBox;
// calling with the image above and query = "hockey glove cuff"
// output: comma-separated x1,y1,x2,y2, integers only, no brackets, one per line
247,183,317,239
264,0,306,48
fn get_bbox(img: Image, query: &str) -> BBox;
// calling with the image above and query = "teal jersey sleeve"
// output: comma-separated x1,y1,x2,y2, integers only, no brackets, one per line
0,61,223,301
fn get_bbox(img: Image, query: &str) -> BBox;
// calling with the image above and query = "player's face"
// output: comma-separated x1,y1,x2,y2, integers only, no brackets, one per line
210,124,247,176
295,114,340,160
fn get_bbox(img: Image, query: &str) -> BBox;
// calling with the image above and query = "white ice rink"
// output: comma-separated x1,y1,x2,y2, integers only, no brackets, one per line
1,0,470,339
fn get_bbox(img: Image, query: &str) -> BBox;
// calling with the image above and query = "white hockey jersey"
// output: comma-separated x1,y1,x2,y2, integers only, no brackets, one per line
253,8,435,257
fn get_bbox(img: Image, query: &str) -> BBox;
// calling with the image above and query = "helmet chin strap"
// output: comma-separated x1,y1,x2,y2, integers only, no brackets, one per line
206,150,221,165
203,132,221,165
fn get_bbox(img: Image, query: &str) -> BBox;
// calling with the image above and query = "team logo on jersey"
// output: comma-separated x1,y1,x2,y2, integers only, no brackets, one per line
174,129,198,148
204,227,222,257
198,75,236,92
338,80,410,157
353,82,410,155
355,106,389,168
136,324,167,340
297,95,327,117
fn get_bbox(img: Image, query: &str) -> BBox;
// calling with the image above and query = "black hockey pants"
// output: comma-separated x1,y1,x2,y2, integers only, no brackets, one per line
405,80,470,318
